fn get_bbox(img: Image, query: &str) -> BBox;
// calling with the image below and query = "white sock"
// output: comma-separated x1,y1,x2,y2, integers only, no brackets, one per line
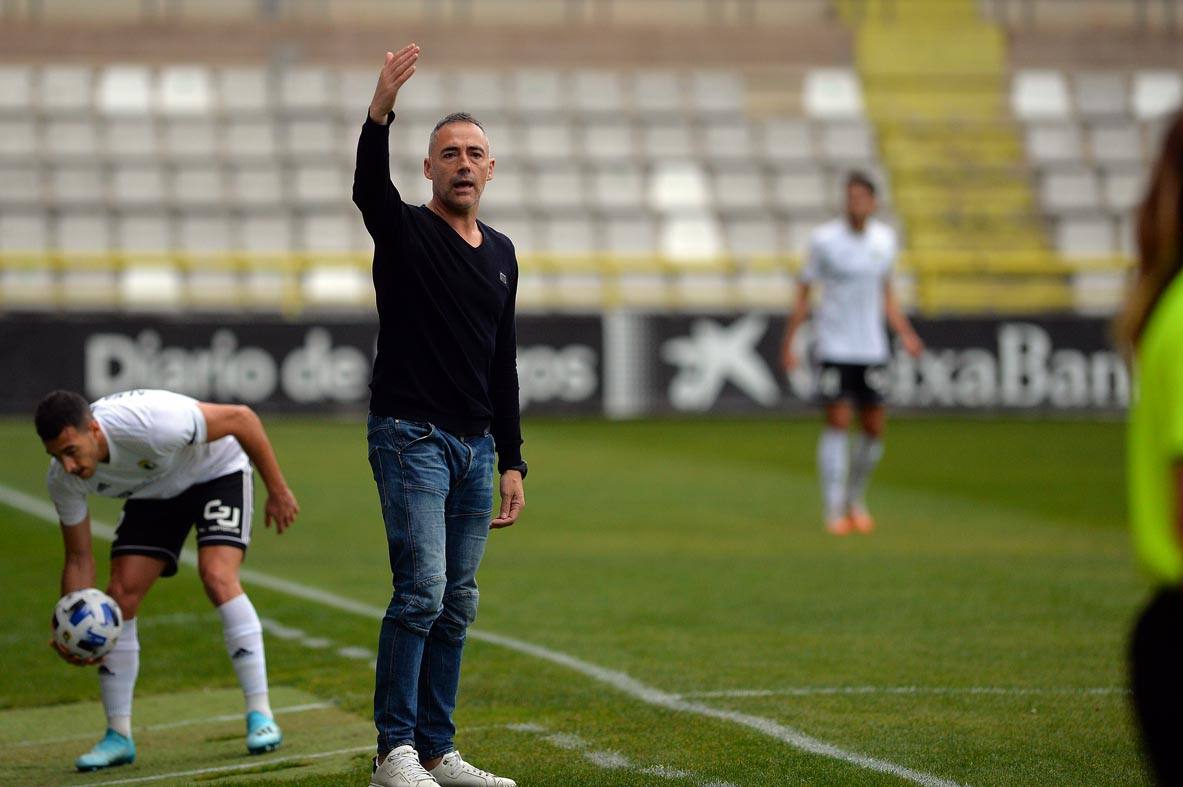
217,594,272,718
99,617,138,739
847,433,884,512
817,428,849,522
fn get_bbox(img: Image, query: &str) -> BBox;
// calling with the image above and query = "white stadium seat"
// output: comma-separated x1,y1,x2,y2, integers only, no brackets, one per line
0,213,50,251
604,216,657,254
162,119,218,159
1055,216,1115,257
533,168,588,212
714,170,768,211
238,212,295,252
511,69,564,113
1132,70,1183,120
660,214,723,262
0,165,42,206
453,72,507,114
802,68,864,119
224,120,279,159
540,216,598,255
44,119,101,159
1101,168,1145,212
571,70,626,115
115,212,172,250
178,214,232,252
300,212,355,252
56,212,112,252
0,65,34,111
723,215,782,255
772,168,827,212
98,66,153,114
111,164,167,206
279,66,334,112
104,119,160,161
641,122,696,159
689,70,746,114
40,66,94,112
1088,122,1143,164
0,119,39,158
158,65,213,115
1073,72,1127,119
1012,69,1071,120
48,165,106,205
1041,169,1102,213
589,167,646,212
631,70,684,114
172,165,226,207
701,121,755,164
218,67,270,112
1025,123,1084,165
759,118,815,163
583,121,637,161
649,163,711,211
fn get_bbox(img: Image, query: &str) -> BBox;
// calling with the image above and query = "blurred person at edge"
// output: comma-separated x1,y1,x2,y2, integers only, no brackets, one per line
1119,110,1183,787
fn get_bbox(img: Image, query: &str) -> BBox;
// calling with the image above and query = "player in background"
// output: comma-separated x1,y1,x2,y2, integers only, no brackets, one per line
1118,111,1183,786
354,44,524,787
34,389,299,772
780,172,923,535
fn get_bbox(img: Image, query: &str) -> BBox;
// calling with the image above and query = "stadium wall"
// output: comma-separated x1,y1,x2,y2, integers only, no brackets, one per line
1,314,1126,416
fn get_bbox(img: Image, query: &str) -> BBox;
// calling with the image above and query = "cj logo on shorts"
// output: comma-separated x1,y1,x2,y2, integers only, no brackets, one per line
203,499,241,531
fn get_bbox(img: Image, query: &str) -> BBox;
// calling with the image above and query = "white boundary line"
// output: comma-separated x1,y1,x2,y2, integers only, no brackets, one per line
10,702,332,748
1,482,963,787
83,745,374,786
679,686,1128,699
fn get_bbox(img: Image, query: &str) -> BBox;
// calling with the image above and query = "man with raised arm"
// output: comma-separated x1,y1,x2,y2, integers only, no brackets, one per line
353,43,525,787
35,388,298,772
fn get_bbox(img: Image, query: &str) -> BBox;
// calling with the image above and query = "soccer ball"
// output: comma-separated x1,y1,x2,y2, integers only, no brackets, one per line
52,588,122,661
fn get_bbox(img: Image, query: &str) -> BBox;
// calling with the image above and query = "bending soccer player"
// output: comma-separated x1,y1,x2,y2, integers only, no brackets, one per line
354,44,525,787
34,388,299,771
781,171,923,535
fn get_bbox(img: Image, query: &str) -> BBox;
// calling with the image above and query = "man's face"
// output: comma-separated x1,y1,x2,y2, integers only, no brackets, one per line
424,121,494,213
846,183,877,226
44,421,103,479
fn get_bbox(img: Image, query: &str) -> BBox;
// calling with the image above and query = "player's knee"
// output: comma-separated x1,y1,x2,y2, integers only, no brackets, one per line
396,575,446,635
199,562,242,605
433,589,479,643
105,580,145,619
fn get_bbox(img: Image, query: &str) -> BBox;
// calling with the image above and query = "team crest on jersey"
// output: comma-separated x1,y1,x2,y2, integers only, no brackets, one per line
138,459,157,471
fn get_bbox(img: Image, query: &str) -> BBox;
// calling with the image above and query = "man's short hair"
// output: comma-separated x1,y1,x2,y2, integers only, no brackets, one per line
429,112,487,151
34,390,92,442
846,171,878,197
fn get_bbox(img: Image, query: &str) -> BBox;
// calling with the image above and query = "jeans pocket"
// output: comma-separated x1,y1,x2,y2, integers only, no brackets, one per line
395,420,436,453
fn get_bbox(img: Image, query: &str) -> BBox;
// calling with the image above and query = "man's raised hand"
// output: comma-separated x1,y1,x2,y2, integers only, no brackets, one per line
369,44,420,124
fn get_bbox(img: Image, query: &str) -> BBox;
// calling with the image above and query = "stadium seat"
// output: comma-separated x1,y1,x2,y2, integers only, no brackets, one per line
660,214,723,261
511,68,564,114
759,118,815,163
114,212,172,250
802,68,864,119
534,168,589,211
241,213,296,252
1073,72,1128,119
48,165,106,206
701,121,755,164
571,69,626,115
1101,167,1145,212
689,70,746,115
1132,70,1183,119
158,65,213,115
104,118,160,161
1012,69,1071,120
641,121,696,159
736,269,794,307
583,120,637,161
0,65,34,112
0,212,50,251
0,119,38,159
454,72,507,114
391,70,447,117
178,214,233,252
1087,122,1143,163
217,67,270,112
227,165,286,208
540,216,598,255
589,167,646,212
224,119,279,159
819,121,875,163
39,66,94,112
1025,123,1084,165
111,164,167,206
392,161,434,205
649,163,711,211
604,216,658,255
489,215,537,254
1041,169,1102,212
284,118,338,157
172,164,226,206
477,166,528,213
121,264,184,309
44,119,101,159
302,261,373,308
722,215,781,255
714,170,769,211
524,122,576,160
785,219,817,254
294,165,348,206
1055,216,1115,257
631,70,684,114
98,65,153,114
162,118,218,160
0,165,43,206
772,168,828,212
279,66,334,112
299,212,355,252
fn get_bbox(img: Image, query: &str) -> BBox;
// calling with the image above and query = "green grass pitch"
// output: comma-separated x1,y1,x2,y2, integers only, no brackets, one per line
0,415,1148,785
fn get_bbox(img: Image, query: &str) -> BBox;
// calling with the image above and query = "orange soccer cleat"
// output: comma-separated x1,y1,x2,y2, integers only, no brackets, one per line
825,516,853,536
848,506,875,534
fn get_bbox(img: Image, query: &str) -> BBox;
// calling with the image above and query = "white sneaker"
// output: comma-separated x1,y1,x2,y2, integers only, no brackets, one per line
429,750,516,787
370,745,440,787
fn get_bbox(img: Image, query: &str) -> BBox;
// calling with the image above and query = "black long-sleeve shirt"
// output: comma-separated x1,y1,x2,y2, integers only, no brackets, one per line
352,114,523,472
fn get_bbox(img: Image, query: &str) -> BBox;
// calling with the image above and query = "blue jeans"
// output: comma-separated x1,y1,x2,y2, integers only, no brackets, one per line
367,415,495,758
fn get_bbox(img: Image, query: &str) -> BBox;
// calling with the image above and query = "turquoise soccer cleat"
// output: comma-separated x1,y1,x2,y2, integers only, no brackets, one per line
75,729,136,772
245,710,283,754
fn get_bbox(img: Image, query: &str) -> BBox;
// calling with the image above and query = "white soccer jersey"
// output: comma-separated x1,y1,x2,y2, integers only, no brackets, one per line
47,389,250,526
799,217,897,365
